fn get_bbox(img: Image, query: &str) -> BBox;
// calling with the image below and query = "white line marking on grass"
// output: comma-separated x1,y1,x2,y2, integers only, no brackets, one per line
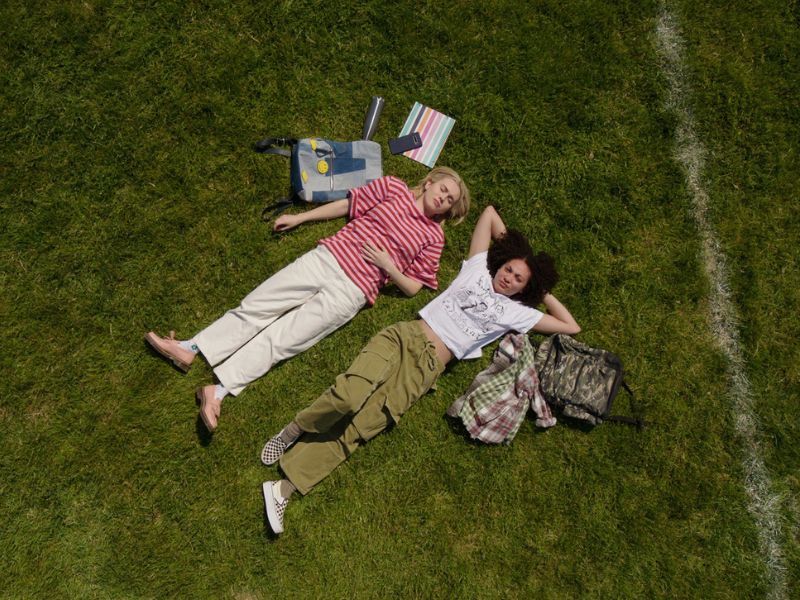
654,6,787,599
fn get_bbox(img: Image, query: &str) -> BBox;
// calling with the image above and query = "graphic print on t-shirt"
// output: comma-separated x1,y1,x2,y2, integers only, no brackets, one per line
442,274,505,340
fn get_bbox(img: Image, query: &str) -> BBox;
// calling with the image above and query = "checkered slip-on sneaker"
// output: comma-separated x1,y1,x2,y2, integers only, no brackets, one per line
262,481,289,534
260,432,290,466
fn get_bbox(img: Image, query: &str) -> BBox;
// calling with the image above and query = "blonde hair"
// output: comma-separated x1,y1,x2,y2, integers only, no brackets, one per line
411,166,471,225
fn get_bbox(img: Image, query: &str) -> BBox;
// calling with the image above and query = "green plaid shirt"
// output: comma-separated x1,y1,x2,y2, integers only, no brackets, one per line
450,333,555,444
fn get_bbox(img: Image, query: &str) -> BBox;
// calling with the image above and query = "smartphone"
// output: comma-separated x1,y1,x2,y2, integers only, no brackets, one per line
388,132,423,155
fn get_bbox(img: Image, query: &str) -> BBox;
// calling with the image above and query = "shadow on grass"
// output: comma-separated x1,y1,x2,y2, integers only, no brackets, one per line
443,413,488,446
557,418,596,434
442,411,600,444
262,509,280,542
195,414,215,446
380,286,413,300
143,338,193,375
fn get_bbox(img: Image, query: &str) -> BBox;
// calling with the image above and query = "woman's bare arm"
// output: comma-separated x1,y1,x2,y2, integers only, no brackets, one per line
532,293,581,335
468,206,507,258
272,198,350,232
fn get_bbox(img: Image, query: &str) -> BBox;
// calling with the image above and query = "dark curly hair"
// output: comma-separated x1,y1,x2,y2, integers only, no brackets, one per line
486,229,559,308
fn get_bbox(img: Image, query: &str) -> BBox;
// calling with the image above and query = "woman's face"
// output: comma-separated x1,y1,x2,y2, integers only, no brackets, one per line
492,258,532,297
420,176,460,218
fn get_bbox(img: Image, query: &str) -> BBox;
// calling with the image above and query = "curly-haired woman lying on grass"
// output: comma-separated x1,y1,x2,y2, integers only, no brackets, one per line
259,205,581,534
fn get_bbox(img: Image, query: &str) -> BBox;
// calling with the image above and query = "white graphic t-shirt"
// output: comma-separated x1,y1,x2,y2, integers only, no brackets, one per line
418,251,543,359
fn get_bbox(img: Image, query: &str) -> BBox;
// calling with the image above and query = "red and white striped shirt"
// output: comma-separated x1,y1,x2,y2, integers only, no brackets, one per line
319,176,444,305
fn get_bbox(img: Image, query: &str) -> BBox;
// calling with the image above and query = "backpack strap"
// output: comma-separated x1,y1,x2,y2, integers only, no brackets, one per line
254,137,297,157
605,381,648,428
604,414,646,428
254,137,300,219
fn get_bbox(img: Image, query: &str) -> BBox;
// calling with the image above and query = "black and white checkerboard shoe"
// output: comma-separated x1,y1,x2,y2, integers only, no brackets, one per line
262,481,289,534
260,432,291,466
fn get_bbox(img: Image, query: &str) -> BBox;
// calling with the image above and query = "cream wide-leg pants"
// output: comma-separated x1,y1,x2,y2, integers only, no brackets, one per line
193,246,366,396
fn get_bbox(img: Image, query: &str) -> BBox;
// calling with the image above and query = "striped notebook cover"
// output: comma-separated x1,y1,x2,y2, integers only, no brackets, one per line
398,102,455,168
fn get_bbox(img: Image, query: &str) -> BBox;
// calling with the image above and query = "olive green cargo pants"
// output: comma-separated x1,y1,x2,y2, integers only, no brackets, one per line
280,321,444,495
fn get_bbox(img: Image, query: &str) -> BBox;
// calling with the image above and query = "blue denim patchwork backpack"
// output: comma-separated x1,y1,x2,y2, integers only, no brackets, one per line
255,137,382,217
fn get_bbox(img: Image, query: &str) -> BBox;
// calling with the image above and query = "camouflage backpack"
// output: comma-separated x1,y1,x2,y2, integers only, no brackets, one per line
534,334,644,427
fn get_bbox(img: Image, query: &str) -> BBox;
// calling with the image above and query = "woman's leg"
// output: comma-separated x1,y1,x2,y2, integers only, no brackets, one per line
273,322,444,495
260,324,402,466
192,246,334,367
210,261,365,396
263,409,385,535
279,394,394,495
292,324,401,431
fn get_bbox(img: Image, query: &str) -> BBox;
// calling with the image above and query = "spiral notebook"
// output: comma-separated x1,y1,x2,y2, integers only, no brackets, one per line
397,103,455,168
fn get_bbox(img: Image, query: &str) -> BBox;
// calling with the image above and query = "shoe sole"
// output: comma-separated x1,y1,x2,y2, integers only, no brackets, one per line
144,332,192,373
196,388,217,433
262,482,284,534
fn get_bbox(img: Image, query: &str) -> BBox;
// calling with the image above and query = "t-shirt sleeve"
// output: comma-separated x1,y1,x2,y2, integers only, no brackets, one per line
348,176,397,220
514,306,544,334
404,239,444,290
461,251,488,274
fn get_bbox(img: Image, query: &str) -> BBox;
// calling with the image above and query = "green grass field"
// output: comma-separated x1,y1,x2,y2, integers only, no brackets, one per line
2,0,797,597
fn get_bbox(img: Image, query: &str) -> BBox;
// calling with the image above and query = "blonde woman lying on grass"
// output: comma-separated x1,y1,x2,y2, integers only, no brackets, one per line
144,168,470,432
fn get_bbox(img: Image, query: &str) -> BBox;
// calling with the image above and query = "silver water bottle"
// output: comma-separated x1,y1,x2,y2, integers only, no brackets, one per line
362,96,384,140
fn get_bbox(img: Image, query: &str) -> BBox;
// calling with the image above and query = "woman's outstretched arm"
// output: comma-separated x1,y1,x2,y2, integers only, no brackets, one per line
272,199,350,232
532,293,581,335
468,206,507,258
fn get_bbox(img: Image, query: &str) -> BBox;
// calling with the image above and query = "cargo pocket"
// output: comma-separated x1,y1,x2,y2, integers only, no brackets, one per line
351,394,393,443
345,345,394,388
345,331,399,389
339,330,398,414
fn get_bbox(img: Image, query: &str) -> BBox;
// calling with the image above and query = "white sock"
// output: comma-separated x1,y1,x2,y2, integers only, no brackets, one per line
214,384,228,401
179,339,199,354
